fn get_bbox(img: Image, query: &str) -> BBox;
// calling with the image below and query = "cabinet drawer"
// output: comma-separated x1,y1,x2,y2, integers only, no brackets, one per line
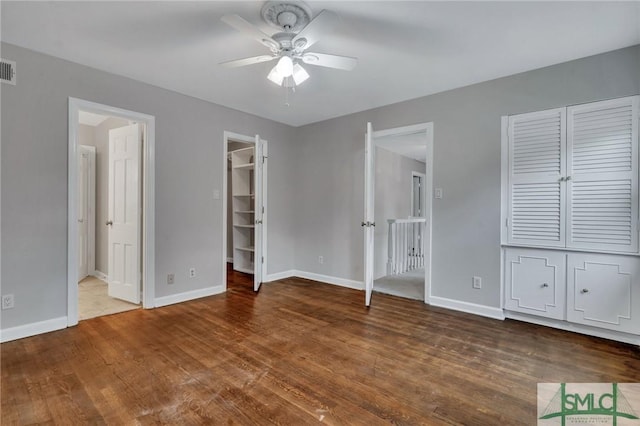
504,248,566,320
567,253,640,334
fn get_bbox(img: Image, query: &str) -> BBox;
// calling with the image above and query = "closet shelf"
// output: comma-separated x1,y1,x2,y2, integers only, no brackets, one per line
233,163,254,170
231,144,256,275
236,246,255,252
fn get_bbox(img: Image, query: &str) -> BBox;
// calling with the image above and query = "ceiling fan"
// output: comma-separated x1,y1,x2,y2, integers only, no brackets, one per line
220,1,357,87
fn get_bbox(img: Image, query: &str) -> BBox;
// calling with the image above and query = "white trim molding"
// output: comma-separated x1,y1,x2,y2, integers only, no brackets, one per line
68,97,156,328
92,270,108,282
265,270,296,282
429,296,506,320
270,270,364,290
506,311,640,346
0,317,68,343
155,286,226,308
369,122,434,305
222,131,269,291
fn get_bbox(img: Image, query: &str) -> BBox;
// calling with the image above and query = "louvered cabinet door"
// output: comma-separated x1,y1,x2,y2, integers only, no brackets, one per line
508,108,566,247
567,96,639,253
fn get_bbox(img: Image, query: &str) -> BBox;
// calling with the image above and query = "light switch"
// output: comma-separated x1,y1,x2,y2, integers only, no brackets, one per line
213,189,220,200
435,188,443,199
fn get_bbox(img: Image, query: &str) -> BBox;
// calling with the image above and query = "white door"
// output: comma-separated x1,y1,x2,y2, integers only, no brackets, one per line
254,135,266,291
363,122,375,306
77,145,96,281
107,124,141,304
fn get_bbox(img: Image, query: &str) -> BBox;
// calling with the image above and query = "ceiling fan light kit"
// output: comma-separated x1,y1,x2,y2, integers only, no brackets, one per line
220,1,357,91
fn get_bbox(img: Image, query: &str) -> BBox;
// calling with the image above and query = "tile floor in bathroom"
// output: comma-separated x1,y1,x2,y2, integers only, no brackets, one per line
78,276,140,320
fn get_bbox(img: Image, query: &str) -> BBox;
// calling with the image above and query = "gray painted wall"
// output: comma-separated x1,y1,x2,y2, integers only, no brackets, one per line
293,45,640,308
374,147,425,279
1,43,296,329
2,41,638,332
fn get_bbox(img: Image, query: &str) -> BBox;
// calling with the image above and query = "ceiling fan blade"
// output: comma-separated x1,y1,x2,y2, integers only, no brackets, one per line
221,14,278,50
292,10,338,50
302,52,357,71
220,55,276,68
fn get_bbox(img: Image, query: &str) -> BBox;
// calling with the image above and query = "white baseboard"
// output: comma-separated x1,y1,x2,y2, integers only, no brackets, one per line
429,296,505,320
262,269,363,290
226,257,233,264
292,270,364,290
92,270,108,281
505,311,640,345
154,285,225,308
265,270,295,282
0,316,68,343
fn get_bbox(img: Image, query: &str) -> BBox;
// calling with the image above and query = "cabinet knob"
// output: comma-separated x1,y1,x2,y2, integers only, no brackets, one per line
106,220,113,226
541,283,549,288
581,288,589,294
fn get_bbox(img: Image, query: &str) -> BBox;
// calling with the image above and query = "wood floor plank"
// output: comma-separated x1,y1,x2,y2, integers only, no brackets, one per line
2,265,640,424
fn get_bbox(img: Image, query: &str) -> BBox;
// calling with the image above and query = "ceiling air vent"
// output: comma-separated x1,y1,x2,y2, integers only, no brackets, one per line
1,59,16,85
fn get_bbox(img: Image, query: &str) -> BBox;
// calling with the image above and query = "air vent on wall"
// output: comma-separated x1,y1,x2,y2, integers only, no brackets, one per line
1,59,16,85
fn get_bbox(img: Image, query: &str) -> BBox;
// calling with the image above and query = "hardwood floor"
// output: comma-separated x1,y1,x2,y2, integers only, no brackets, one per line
2,266,639,424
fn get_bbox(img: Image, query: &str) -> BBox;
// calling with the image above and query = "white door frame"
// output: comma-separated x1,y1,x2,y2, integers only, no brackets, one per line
368,122,434,303
78,145,96,280
68,97,156,326
222,131,268,289
410,171,426,218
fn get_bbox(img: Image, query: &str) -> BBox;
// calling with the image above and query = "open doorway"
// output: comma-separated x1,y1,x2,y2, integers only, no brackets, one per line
68,98,156,326
363,123,434,306
222,131,268,293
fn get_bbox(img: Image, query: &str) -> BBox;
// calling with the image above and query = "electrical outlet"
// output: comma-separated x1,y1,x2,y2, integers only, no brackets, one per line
318,256,324,264
189,268,196,278
2,294,15,310
472,276,482,289
167,274,175,285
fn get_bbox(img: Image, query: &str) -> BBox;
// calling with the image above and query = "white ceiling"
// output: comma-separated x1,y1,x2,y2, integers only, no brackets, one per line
375,132,427,163
2,1,639,127
78,111,109,127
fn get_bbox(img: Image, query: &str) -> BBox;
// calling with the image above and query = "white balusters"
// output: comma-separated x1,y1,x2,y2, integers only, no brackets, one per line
386,218,426,276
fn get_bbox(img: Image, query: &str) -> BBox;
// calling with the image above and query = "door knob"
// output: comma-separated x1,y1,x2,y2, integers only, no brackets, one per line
106,220,113,226
581,288,589,294
541,283,549,288
255,220,263,225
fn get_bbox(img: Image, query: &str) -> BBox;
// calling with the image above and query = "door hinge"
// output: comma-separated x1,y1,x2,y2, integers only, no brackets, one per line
505,218,509,228
262,155,267,164
262,206,264,214
261,256,264,264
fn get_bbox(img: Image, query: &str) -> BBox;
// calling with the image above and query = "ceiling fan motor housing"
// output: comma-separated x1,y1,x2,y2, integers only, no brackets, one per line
261,1,312,32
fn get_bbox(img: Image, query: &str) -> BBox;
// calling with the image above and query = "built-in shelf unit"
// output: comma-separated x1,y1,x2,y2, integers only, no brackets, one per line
231,146,256,274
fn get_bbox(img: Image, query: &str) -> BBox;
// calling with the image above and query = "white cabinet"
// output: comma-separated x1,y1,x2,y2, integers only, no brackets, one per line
231,146,255,274
567,253,640,335
504,247,640,339
504,95,639,254
502,95,640,343
504,248,566,320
